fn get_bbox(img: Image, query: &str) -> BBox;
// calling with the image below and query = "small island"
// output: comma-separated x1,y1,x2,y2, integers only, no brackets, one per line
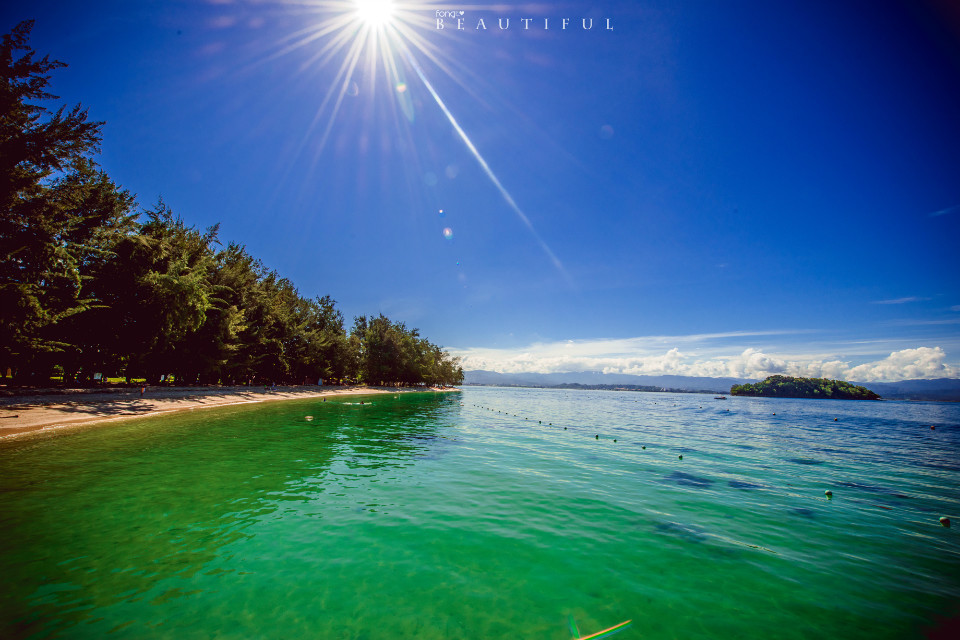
730,375,881,400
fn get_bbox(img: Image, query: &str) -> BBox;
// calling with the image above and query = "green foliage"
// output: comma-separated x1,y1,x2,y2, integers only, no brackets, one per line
1,21,135,379
350,314,463,387
730,375,881,400
0,24,462,388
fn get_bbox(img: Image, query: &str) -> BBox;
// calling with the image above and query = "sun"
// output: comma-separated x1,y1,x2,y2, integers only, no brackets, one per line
262,0,572,281
353,0,395,26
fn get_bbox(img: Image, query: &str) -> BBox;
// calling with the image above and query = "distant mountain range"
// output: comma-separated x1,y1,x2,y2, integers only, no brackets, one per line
463,370,751,393
462,370,960,401
856,378,960,401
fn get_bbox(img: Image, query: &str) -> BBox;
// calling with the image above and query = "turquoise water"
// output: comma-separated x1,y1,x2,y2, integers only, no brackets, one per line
1,387,958,639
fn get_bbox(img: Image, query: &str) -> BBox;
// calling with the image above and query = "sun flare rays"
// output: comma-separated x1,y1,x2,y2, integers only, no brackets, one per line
266,1,570,282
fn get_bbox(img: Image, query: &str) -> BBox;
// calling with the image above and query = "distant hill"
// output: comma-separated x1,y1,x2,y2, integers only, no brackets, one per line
462,370,960,401
463,370,752,393
854,378,960,401
731,375,880,400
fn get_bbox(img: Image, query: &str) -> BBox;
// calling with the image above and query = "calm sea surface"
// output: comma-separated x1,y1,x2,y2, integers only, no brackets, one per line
1,387,958,639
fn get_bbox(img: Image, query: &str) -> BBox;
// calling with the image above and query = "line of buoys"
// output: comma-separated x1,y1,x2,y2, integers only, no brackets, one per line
470,402,646,449
472,401,698,459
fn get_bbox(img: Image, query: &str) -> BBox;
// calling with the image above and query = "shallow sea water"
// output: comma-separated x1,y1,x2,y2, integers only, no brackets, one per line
1,387,958,639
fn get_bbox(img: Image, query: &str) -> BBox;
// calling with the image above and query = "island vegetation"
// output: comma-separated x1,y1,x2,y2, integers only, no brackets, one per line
730,375,881,400
0,22,463,388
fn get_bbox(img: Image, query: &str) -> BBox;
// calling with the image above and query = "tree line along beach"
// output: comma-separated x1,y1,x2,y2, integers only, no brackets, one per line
1,22,463,393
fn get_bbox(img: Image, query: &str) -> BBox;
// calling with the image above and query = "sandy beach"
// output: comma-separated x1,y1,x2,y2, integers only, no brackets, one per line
0,385,458,440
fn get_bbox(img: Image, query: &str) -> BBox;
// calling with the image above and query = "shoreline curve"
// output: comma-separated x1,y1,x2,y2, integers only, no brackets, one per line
0,385,460,440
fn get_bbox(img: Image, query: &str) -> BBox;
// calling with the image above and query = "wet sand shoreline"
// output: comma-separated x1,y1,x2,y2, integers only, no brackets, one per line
0,385,459,440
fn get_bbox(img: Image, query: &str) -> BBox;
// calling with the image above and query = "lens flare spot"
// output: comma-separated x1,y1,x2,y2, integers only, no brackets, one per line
438,208,446,218
424,172,438,186
599,124,614,139
445,164,459,179
395,82,414,121
442,227,454,240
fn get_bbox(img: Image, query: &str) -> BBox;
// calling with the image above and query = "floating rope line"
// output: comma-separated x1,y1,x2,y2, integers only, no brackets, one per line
570,617,633,640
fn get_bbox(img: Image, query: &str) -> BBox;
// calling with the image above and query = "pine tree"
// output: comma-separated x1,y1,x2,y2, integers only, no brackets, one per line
1,21,135,379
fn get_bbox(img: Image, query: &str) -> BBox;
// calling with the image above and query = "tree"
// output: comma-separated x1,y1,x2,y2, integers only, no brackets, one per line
0,21,135,379
86,202,217,383
292,295,350,383
0,21,102,211
43,160,138,382
349,313,463,387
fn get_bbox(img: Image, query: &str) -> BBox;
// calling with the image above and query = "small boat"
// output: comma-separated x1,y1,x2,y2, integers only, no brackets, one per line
714,396,727,400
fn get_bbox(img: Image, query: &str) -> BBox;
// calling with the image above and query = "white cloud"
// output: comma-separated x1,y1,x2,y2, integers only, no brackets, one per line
873,296,929,305
928,204,959,217
887,318,960,326
454,336,959,382
846,347,957,382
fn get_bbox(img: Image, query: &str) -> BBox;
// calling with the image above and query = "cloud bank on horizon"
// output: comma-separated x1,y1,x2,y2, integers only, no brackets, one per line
454,336,958,383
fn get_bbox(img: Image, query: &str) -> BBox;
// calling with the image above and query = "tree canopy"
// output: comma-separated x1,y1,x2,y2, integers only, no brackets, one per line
730,375,881,400
0,22,463,388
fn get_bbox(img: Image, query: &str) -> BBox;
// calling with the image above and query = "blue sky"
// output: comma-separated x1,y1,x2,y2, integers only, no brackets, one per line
4,0,959,381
